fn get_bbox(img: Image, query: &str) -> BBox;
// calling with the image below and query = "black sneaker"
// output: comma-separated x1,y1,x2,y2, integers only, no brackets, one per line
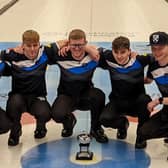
34,128,47,139
117,121,129,139
61,113,77,137
8,124,22,146
135,136,147,149
90,128,108,143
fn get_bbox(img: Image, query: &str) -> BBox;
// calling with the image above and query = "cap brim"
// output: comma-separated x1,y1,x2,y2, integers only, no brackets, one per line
147,43,168,46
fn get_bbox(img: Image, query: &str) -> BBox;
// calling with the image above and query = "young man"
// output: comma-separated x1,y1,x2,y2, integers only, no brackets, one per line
0,30,67,146
0,61,12,134
138,32,168,142
95,36,152,148
51,29,108,143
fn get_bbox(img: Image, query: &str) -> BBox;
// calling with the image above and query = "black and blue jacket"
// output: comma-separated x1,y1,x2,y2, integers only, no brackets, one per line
99,48,153,100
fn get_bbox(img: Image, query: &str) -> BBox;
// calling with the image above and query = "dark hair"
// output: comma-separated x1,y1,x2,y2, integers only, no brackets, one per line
112,36,130,51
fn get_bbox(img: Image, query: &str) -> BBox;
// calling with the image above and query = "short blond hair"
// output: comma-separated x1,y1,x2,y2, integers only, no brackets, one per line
68,29,86,41
22,30,40,43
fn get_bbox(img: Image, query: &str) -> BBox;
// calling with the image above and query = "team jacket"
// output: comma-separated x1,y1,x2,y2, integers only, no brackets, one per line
98,48,153,100
147,61,168,97
51,44,98,97
0,44,57,96
0,61,11,76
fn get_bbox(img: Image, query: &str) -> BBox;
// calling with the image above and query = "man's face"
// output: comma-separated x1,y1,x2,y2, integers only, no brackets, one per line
68,38,86,59
151,45,168,62
22,42,40,60
112,48,131,65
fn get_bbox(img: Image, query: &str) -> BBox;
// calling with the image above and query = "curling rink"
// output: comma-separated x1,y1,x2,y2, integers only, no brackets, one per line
1,0,168,167
0,41,168,168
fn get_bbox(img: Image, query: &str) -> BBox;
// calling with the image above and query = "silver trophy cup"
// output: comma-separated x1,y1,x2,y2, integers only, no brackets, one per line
76,133,93,160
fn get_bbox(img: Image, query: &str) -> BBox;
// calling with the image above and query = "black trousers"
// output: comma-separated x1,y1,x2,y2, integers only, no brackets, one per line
6,94,51,130
51,87,105,131
138,106,168,141
0,107,12,134
100,94,151,134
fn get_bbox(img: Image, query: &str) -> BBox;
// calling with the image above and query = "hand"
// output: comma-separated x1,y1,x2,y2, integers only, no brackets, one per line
85,45,100,61
90,53,100,61
147,99,159,113
130,51,138,58
58,46,70,56
9,45,24,54
144,77,153,84
57,40,69,49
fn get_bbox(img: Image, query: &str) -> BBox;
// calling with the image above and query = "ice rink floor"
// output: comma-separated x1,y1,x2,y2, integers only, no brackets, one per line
0,111,168,168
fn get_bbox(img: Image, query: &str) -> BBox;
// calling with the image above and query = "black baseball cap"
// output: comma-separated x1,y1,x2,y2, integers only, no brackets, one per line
148,31,168,46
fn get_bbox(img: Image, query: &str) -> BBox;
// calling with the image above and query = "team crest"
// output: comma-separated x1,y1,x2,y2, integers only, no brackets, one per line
152,34,159,43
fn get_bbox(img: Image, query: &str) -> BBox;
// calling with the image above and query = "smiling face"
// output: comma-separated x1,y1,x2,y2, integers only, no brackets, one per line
148,32,168,64
112,36,131,65
151,45,168,62
68,29,87,60
69,38,86,60
112,48,131,65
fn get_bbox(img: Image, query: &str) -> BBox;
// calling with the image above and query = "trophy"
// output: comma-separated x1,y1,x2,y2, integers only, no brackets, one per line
76,133,93,160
